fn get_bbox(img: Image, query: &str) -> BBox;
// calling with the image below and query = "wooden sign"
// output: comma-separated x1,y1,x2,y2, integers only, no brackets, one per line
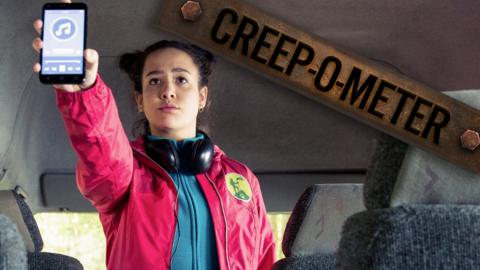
157,0,480,175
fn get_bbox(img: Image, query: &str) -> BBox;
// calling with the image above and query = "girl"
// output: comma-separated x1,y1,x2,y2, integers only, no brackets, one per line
32,2,276,269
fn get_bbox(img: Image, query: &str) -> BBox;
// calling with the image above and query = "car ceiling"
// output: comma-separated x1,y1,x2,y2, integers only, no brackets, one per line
1,0,479,213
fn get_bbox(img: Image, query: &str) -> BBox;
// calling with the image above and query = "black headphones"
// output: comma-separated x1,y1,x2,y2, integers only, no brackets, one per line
144,132,214,174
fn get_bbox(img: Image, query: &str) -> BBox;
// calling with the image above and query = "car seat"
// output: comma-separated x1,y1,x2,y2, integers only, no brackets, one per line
0,190,83,270
336,89,480,270
273,183,364,269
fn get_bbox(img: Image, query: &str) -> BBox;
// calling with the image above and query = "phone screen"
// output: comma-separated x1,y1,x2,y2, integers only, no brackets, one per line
41,8,85,77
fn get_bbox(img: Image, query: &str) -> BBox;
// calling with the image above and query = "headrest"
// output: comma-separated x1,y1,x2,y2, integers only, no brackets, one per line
0,190,43,252
0,214,27,269
363,134,407,209
364,90,480,209
282,184,364,257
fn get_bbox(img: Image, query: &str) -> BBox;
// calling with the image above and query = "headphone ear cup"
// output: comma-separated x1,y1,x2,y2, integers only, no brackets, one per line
145,139,180,172
190,137,214,174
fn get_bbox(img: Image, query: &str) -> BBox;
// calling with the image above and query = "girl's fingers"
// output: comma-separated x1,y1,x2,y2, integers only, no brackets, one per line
33,63,41,73
32,37,43,53
85,49,99,68
33,19,43,35
80,49,99,89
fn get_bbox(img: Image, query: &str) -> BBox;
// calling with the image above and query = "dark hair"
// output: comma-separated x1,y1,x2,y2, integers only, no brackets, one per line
118,40,215,137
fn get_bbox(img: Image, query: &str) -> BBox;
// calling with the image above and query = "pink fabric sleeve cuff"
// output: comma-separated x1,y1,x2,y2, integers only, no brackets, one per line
54,74,103,106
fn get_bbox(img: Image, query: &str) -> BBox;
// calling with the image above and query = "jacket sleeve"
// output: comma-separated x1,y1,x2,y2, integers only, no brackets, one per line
247,169,277,269
55,74,133,213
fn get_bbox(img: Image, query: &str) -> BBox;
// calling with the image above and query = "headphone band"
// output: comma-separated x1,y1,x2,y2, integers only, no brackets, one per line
144,131,214,173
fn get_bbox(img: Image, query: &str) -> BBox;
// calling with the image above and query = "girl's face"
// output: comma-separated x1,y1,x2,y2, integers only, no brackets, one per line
136,48,208,140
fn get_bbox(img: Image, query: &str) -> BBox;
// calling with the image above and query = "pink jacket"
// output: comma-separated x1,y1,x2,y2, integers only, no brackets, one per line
55,75,276,270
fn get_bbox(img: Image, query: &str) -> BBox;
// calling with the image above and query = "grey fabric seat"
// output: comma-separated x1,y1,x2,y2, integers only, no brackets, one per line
273,253,336,270
338,205,480,270
0,214,27,270
0,190,83,270
273,184,364,270
337,90,480,270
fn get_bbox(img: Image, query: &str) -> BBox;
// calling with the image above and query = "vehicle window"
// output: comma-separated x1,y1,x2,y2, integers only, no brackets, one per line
35,213,106,270
267,212,290,259
35,212,290,268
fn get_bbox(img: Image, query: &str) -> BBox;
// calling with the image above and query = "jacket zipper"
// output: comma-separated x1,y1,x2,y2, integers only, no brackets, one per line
169,169,180,270
131,149,179,269
206,174,231,270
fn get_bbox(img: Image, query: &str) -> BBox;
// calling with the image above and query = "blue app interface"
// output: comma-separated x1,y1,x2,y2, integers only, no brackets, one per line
41,9,85,75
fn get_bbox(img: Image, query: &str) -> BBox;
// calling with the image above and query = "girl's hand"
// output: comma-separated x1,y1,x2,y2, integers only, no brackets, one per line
32,0,98,92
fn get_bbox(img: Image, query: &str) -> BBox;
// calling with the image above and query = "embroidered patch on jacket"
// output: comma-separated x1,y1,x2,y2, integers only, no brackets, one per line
225,173,252,202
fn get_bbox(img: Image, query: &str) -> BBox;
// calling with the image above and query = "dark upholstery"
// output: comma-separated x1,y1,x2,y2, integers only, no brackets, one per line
28,253,83,270
363,134,407,210
272,254,336,270
337,205,480,270
12,192,43,252
0,214,27,269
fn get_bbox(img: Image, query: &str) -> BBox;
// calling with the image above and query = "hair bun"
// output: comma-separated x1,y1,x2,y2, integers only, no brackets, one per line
119,51,144,91
191,44,215,86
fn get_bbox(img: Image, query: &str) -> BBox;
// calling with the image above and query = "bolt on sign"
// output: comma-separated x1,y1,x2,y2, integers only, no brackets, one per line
156,0,480,175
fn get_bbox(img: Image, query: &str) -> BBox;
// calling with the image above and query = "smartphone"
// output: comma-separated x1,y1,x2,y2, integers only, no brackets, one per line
39,3,87,84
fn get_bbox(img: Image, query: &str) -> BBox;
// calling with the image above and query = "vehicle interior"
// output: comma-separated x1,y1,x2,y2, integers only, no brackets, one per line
2,0,480,269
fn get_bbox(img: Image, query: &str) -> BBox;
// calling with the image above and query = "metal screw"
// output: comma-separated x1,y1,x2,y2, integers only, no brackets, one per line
460,129,480,151
181,1,202,21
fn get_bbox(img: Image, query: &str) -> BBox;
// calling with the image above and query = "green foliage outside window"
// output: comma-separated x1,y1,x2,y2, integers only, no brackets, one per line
35,213,106,270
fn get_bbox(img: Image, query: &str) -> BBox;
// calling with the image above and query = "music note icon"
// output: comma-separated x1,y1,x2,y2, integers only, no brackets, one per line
51,18,76,40
55,23,71,37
